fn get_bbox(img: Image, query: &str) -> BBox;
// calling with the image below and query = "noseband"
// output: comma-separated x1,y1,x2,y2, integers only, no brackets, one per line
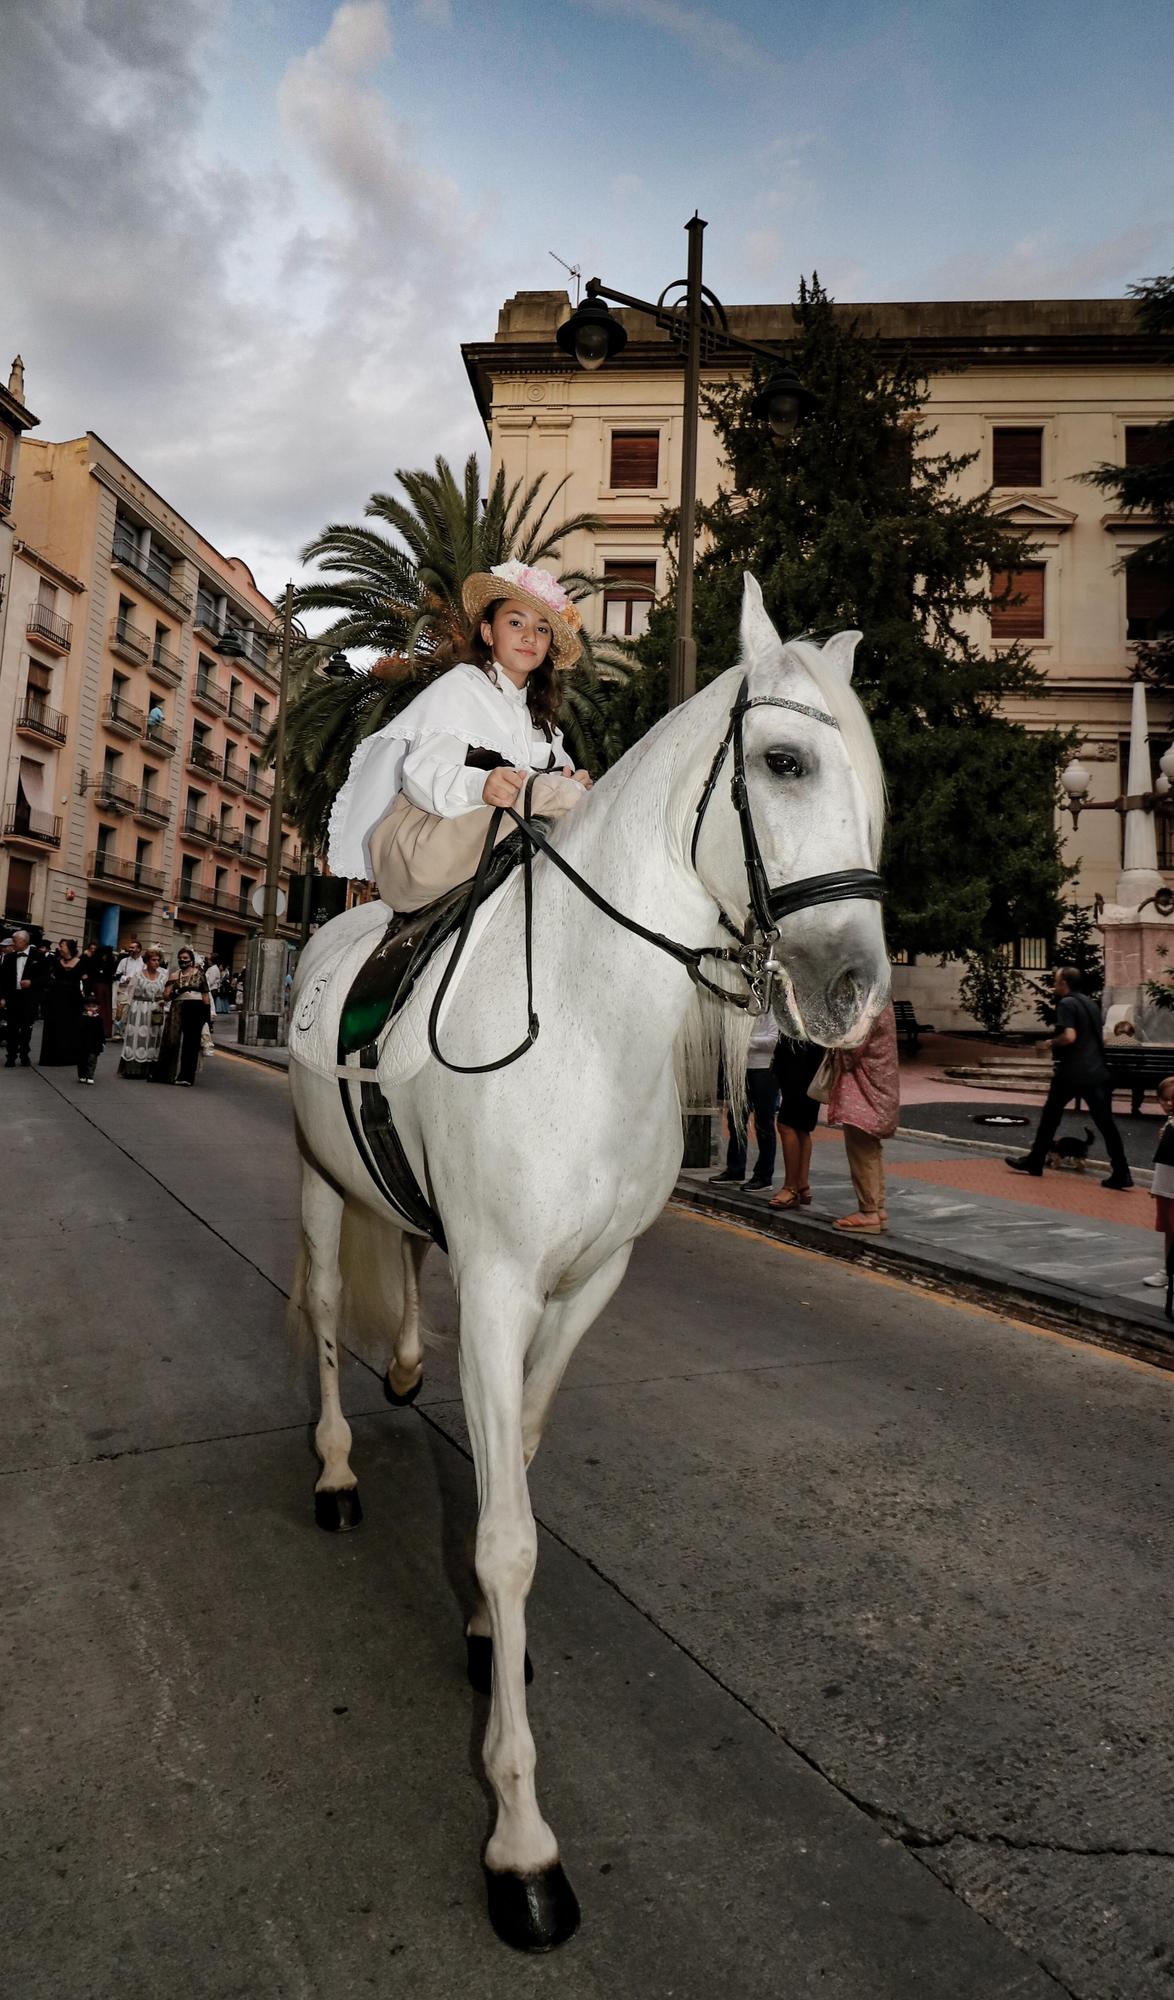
428,676,885,1073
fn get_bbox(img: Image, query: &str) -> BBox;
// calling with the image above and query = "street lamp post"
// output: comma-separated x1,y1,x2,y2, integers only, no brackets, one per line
235,582,301,1046
556,213,815,707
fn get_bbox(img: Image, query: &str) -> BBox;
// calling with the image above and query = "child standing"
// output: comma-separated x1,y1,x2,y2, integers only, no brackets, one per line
77,999,105,1085
1149,1076,1174,1319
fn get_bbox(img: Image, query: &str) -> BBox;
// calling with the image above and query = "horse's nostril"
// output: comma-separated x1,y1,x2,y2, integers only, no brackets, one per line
828,969,864,1019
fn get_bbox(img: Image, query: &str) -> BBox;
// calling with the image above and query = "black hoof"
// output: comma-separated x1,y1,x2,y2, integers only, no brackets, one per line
314,1486,363,1532
384,1372,422,1407
466,1633,533,1695
485,1861,580,1953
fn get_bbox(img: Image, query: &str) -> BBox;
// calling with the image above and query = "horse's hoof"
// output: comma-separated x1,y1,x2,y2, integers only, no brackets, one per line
466,1634,533,1695
314,1486,363,1532
384,1371,422,1407
485,1861,580,1953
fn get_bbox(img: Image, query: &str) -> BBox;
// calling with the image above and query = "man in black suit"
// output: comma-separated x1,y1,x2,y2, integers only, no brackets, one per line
0,930,48,1065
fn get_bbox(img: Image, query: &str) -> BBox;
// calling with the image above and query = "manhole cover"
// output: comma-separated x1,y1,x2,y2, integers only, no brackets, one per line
971,1113,1030,1126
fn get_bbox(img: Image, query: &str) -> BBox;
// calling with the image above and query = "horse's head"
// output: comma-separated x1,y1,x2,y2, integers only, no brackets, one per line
694,574,890,1048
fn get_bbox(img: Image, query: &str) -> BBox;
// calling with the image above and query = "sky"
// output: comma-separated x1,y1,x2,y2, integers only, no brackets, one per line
1,0,1172,602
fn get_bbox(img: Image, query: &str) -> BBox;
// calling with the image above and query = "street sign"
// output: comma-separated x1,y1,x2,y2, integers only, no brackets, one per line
250,885,287,918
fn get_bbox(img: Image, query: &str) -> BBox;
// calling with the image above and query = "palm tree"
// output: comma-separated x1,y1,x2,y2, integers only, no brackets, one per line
278,454,624,854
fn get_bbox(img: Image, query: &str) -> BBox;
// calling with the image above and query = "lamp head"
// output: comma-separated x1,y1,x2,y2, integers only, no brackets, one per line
556,295,627,372
753,367,817,440
1060,758,1091,800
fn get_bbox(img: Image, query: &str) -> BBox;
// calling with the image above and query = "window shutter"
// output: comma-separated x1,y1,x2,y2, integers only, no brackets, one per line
610,432,660,488
1125,426,1164,470
992,427,1043,487
991,565,1045,639
1126,566,1174,641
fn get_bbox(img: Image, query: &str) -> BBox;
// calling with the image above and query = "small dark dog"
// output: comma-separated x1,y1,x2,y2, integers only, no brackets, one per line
1046,1127,1094,1173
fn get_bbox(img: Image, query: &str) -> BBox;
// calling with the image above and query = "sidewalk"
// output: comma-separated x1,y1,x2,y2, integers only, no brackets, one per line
680,1037,1174,1368
211,1011,289,1069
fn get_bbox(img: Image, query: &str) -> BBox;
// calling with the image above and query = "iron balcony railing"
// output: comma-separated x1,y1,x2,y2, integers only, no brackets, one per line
222,758,246,789
90,772,139,811
110,531,193,614
149,638,184,685
193,673,228,713
136,790,171,824
144,717,178,752
27,603,73,650
187,739,220,775
245,773,273,802
182,808,218,841
16,697,67,742
4,805,61,846
88,850,165,893
110,618,150,665
0,469,14,513
175,874,218,909
106,692,146,735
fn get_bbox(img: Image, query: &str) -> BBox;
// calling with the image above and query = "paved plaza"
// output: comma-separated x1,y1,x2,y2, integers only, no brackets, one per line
2,1050,1173,1997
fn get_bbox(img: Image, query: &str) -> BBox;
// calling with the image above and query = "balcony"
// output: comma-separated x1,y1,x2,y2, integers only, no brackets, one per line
135,789,171,827
3,805,61,847
175,873,219,912
106,692,146,738
16,697,67,744
193,598,222,642
110,534,193,619
192,672,228,715
215,887,250,919
187,738,221,778
0,468,14,514
245,773,273,804
88,850,165,897
216,822,242,852
222,757,247,792
149,638,184,687
227,697,252,730
181,809,218,844
27,603,73,651
89,772,139,813
143,717,178,755
238,836,266,865
110,617,151,667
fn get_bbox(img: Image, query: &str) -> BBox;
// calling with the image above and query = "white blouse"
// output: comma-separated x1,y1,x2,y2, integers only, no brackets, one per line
328,661,575,881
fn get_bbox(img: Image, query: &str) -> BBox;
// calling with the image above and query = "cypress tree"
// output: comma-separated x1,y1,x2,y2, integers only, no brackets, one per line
610,278,1072,956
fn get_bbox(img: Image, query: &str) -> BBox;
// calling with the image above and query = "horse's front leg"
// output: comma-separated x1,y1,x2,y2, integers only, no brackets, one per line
459,1277,579,1952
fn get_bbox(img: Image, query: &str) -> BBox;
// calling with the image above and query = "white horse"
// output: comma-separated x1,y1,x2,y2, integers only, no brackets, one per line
287,575,889,1951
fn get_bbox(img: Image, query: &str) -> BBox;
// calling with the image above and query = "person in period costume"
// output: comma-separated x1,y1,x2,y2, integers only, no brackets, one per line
768,1036,826,1210
1,930,49,1066
77,1000,106,1085
118,949,169,1080
113,938,144,1039
39,938,84,1067
156,947,213,1086
826,1001,900,1232
328,561,592,910
81,941,117,1037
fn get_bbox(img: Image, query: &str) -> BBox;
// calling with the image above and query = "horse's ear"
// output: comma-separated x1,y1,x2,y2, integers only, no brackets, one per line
820,629,863,682
740,572,782,668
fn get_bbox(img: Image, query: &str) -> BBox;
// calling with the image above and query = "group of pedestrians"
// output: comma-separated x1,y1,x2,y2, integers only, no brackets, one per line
713,1002,900,1232
0,929,234,1090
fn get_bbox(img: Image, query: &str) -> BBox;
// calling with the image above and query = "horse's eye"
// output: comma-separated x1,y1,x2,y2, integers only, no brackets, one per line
765,748,805,779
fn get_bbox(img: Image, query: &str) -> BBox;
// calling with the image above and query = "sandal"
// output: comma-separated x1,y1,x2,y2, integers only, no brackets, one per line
769,1186,803,1210
798,1186,813,1206
834,1211,887,1232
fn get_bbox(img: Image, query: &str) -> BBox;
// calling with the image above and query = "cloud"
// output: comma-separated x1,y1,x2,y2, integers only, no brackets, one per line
571,0,784,78
920,219,1171,300
0,0,495,600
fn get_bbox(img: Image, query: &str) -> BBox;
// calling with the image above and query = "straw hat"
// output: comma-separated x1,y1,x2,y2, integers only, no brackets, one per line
462,560,583,669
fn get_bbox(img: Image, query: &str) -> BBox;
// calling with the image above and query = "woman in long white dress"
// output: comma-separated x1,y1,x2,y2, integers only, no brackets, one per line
117,949,169,1080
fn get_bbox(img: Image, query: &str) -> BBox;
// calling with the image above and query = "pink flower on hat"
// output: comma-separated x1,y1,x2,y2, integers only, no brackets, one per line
490,560,573,619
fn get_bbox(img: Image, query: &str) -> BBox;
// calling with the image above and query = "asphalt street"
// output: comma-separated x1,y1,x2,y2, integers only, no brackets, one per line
3,1050,1173,2000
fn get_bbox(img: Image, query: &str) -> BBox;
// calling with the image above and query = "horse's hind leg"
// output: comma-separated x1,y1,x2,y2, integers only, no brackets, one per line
386,1234,427,1405
299,1162,361,1532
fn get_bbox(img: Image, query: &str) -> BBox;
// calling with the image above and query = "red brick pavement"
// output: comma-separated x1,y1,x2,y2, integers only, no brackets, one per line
810,1127,1155,1230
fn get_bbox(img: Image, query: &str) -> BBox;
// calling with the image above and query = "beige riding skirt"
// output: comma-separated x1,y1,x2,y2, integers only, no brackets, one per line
370,778,582,914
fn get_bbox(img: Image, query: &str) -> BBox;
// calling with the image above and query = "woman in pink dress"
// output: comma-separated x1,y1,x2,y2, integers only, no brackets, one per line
827,1002,900,1232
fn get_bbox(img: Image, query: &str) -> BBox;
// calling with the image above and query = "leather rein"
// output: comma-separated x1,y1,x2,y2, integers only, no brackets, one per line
428,674,884,1074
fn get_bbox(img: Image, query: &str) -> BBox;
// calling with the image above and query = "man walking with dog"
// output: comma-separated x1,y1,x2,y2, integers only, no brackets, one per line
1006,965,1133,1189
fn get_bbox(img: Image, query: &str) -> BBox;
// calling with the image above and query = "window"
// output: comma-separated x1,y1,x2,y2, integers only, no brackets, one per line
992,427,1043,487
134,838,152,882
26,658,52,698
609,431,660,489
95,823,115,861
116,594,135,638
143,765,159,794
1126,566,1174,642
196,584,219,629
180,853,196,896
252,698,268,731
991,564,1045,640
1125,426,1165,469
37,576,57,615
1014,937,1050,971
602,561,657,638
102,748,120,779
5,857,34,921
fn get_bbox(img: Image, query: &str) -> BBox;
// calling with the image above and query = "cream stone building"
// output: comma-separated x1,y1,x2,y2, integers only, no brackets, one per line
0,432,300,964
464,295,1174,1026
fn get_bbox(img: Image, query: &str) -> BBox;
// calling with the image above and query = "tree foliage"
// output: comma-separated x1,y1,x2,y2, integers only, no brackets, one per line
276,455,621,852
604,277,1072,954
958,949,1024,1040
1084,273,1174,689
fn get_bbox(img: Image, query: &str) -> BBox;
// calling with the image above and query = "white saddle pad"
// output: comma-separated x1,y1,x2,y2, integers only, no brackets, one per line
287,890,506,1085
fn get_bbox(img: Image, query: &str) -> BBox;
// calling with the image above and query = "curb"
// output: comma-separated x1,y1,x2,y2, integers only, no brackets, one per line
672,1177,1174,1375
213,1041,289,1074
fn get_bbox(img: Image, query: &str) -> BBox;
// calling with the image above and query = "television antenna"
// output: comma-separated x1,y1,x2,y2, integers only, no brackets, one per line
549,251,582,305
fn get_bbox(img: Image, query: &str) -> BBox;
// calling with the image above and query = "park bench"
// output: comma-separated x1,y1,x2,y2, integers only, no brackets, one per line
894,998,933,1052
1104,1043,1174,1115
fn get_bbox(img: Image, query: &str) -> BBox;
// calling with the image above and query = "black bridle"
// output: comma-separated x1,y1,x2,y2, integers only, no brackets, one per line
427,675,884,1073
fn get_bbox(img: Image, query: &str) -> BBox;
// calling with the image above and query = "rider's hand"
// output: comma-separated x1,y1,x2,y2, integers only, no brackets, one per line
570,769,593,789
482,767,526,809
